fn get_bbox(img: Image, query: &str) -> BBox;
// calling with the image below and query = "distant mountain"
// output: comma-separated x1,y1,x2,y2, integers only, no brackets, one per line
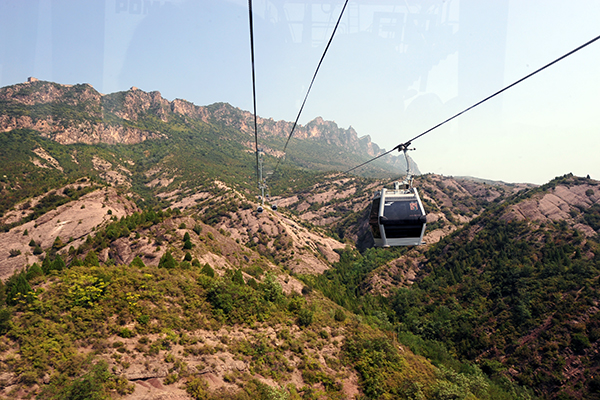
0,78,417,176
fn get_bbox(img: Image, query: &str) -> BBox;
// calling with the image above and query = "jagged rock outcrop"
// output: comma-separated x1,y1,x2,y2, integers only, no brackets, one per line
103,88,171,121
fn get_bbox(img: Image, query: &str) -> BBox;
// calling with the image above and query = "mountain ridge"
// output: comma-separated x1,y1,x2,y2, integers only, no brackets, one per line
0,79,416,174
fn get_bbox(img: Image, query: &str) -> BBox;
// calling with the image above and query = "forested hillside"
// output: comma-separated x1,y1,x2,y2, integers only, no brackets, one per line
0,80,599,399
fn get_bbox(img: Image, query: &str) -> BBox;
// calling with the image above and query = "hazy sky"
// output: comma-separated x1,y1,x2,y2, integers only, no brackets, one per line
1,0,599,184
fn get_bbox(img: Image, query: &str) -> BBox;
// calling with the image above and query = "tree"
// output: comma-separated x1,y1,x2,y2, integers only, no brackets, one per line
6,272,32,306
84,251,100,267
52,236,64,250
51,254,66,272
201,263,215,278
25,263,43,280
158,251,177,269
232,269,245,285
129,256,145,268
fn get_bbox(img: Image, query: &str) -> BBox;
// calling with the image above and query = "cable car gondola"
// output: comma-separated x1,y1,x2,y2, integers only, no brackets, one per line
369,144,426,247
369,181,427,247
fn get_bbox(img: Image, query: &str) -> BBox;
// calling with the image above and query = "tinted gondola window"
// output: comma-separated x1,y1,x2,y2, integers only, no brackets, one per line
383,199,423,221
381,198,425,239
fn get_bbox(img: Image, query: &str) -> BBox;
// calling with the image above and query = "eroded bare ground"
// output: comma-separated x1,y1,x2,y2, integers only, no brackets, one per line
503,183,600,236
0,186,137,280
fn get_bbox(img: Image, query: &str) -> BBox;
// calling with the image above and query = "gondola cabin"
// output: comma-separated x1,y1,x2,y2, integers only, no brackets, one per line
369,185,427,247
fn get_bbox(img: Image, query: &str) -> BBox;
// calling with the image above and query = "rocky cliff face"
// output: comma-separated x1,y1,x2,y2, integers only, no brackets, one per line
198,102,390,159
0,80,169,144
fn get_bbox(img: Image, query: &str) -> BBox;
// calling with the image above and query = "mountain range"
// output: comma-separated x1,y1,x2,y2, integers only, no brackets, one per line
0,79,599,399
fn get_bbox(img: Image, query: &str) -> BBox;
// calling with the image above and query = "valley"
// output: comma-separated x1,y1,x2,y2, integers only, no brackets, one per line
0,80,599,399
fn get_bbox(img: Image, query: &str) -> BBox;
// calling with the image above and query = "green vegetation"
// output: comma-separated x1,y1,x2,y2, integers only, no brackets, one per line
2,82,600,399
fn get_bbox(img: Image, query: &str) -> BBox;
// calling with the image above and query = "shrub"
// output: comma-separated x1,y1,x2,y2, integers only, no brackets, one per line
119,328,134,338
180,261,191,270
67,272,109,307
201,263,215,278
193,224,202,235
334,309,346,322
298,308,314,327
9,249,21,257
207,280,269,324
572,333,591,354
260,274,283,303
247,278,258,290
288,295,305,313
0,308,11,335
164,373,179,385
43,361,112,399
186,377,209,400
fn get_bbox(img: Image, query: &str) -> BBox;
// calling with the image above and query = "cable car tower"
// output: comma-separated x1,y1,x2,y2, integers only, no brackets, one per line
256,149,278,213
257,149,265,213
368,144,427,247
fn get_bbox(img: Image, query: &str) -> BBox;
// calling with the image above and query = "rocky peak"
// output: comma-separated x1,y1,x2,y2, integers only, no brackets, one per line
103,88,170,122
0,79,100,106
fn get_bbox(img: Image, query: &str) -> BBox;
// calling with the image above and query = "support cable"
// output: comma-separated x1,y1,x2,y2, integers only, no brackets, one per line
344,33,600,175
247,0,260,186
272,0,350,178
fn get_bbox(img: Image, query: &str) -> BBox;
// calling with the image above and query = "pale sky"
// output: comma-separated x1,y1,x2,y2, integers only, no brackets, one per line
1,0,599,184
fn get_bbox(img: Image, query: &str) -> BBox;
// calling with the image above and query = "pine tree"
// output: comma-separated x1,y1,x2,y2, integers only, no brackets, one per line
158,251,177,269
84,251,100,267
201,263,215,278
232,269,245,285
